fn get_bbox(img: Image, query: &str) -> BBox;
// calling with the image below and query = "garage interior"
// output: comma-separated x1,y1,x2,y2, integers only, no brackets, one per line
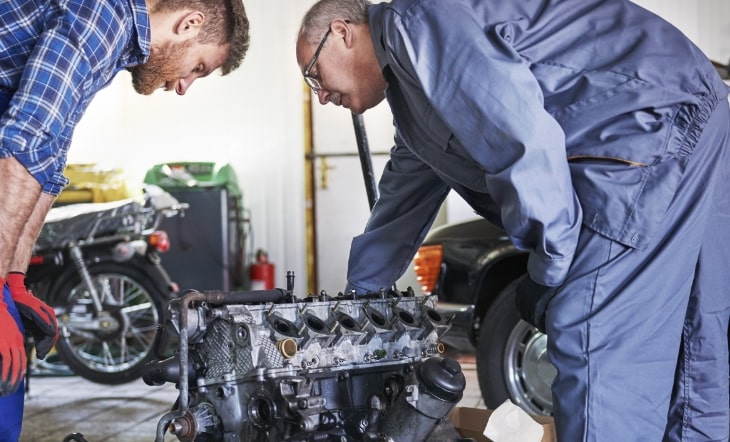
11,0,730,441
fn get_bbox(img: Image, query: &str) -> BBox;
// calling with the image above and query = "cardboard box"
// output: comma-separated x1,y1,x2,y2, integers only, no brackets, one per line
449,407,556,442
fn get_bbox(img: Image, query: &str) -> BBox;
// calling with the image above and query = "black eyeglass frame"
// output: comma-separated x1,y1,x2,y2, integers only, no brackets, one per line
303,28,332,93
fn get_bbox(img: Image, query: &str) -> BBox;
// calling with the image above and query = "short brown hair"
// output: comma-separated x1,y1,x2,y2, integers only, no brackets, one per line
151,0,250,75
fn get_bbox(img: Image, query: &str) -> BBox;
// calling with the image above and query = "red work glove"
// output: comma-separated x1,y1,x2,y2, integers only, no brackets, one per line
7,272,59,359
0,295,25,396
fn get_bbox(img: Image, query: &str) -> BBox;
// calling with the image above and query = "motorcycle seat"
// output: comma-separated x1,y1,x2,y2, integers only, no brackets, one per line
34,199,146,252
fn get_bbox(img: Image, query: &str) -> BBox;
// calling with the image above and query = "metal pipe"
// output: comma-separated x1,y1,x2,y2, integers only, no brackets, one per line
155,411,177,442
351,113,379,210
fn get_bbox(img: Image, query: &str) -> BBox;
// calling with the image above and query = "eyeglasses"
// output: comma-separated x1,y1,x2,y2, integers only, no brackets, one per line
303,28,332,93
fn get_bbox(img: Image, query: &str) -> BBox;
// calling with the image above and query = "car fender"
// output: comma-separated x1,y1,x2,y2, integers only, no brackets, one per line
468,244,528,345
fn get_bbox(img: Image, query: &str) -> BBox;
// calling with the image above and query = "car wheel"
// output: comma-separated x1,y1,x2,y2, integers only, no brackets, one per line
476,277,556,416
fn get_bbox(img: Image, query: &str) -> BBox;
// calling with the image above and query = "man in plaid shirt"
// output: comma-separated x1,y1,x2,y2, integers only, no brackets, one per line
0,0,250,439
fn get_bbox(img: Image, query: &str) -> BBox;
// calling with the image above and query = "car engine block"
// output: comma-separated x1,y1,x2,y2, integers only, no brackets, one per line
144,277,467,442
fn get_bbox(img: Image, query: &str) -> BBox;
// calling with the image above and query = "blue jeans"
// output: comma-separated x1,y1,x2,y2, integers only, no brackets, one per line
0,285,24,442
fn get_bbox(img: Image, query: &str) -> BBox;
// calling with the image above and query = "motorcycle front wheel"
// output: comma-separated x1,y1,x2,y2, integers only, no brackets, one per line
53,259,166,385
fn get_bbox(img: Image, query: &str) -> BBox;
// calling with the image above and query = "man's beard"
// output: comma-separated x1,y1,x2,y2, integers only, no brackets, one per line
130,39,194,95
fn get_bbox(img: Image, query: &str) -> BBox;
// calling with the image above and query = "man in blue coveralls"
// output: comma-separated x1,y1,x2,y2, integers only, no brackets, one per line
0,0,251,440
296,0,730,440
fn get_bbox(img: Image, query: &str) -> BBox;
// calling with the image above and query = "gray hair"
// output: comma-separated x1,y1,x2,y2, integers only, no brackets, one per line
299,0,372,44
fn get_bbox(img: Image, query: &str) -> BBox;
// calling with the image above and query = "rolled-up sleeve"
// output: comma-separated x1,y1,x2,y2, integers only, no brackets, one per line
0,0,140,195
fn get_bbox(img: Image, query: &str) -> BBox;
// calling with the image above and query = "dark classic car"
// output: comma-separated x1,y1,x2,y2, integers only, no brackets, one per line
411,217,555,416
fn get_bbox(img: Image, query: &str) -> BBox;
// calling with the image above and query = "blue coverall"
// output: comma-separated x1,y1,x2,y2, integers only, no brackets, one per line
346,0,730,440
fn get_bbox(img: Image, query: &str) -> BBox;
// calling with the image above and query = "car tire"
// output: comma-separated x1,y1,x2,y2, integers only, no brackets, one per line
476,277,556,416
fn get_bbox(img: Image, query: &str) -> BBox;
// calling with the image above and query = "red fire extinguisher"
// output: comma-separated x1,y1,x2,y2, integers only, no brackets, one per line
250,249,275,290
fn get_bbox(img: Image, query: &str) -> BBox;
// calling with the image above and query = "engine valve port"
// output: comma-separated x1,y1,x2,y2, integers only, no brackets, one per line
397,310,416,325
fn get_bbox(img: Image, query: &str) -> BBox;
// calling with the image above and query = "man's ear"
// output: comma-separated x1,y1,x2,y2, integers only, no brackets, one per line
330,19,353,48
175,11,205,37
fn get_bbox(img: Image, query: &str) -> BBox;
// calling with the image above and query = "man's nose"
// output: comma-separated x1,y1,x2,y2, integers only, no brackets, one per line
317,89,329,105
176,75,200,96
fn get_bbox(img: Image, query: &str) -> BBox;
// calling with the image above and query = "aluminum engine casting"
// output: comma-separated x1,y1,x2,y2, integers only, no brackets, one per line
144,276,467,441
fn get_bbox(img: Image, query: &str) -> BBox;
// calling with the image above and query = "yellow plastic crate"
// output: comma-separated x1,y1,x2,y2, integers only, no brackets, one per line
56,163,132,205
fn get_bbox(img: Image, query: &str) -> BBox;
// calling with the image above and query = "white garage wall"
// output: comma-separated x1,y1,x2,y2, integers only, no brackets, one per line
65,1,730,294
636,0,730,63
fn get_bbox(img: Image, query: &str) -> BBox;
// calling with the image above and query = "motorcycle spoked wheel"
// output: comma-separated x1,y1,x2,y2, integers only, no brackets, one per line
52,260,166,385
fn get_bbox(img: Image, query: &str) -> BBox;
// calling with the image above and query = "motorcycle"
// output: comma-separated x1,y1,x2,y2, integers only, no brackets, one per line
25,185,186,385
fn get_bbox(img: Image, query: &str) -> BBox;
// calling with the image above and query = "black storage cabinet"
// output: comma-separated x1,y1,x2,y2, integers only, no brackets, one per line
144,162,246,291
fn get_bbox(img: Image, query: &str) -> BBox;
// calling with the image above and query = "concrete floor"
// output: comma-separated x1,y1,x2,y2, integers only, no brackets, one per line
20,353,484,442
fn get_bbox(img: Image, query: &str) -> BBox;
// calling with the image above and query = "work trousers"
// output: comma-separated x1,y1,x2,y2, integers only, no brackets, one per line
547,99,730,442
0,286,24,442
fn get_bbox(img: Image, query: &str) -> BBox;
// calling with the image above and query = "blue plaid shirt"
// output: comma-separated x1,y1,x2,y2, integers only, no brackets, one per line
0,0,150,195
